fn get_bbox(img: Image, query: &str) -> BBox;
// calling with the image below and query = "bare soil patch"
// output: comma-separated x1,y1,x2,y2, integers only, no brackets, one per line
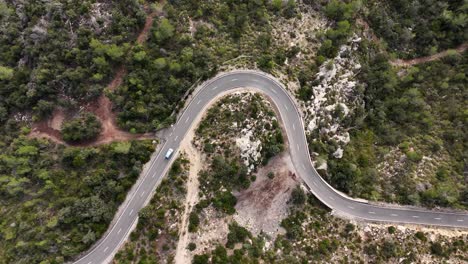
174,137,202,264
234,152,299,238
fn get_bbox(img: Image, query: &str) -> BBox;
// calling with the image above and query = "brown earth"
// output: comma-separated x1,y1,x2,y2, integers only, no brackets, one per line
29,8,159,147
234,152,300,238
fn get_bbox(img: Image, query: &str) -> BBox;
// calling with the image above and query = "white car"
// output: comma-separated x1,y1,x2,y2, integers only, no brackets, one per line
165,148,174,159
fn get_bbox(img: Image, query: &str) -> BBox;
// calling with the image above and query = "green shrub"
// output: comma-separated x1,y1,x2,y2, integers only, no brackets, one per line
61,113,102,143
415,231,427,242
212,191,237,215
188,211,200,233
226,223,251,248
291,186,306,205
187,243,196,251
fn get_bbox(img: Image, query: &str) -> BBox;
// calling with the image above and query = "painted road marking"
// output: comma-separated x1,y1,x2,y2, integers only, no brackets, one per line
284,104,288,111
212,86,218,90
231,78,238,82
457,219,464,222
152,173,156,178
271,88,278,94
174,136,179,141
296,144,299,151
185,117,190,123
140,191,145,197
302,164,305,169
117,228,122,234
103,247,109,253
197,100,201,105
313,182,318,187
348,206,354,209
434,218,441,220
412,216,419,218
169,132,173,137
87,262,92,264
293,124,295,130
129,209,134,216
391,214,398,217
368,211,376,214
329,196,335,201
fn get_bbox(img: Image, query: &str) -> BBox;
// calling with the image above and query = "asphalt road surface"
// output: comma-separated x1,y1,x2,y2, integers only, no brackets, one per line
74,70,468,264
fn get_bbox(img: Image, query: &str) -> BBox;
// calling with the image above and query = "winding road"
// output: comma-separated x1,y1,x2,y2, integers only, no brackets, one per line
74,71,468,264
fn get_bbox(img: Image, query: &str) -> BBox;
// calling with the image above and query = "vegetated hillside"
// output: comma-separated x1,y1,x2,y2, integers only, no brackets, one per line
323,51,468,209
0,0,155,263
0,124,154,263
0,0,145,122
110,0,302,132
303,0,468,210
0,0,466,262
365,0,467,59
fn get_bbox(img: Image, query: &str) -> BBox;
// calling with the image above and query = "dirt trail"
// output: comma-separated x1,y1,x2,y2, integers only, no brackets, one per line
356,19,467,67
390,43,467,67
29,9,159,146
174,136,202,264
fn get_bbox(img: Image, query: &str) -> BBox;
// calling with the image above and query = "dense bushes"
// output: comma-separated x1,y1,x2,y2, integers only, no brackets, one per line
113,0,298,132
316,0,360,62
0,0,145,122
61,112,102,143
0,124,153,263
326,50,468,208
366,0,467,58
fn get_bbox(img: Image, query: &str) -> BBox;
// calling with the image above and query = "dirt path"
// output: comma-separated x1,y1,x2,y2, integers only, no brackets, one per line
29,9,159,146
174,135,202,264
390,43,467,67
